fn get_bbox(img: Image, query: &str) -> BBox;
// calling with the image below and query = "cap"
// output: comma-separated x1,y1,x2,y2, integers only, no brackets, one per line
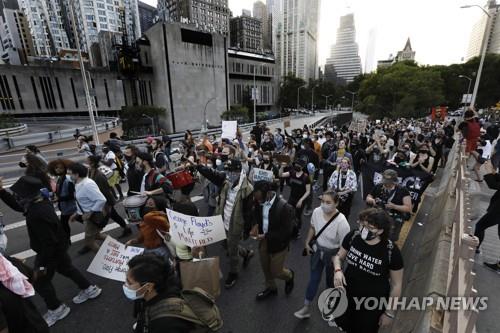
381,169,399,184
10,176,43,198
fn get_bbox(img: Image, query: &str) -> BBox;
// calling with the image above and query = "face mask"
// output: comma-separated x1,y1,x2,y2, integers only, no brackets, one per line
263,158,270,164
249,148,254,153
302,134,308,139
220,154,229,162
321,203,335,214
142,206,156,216
294,166,302,172
360,226,378,241
124,155,133,162
215,159,222,166
122,284,145,301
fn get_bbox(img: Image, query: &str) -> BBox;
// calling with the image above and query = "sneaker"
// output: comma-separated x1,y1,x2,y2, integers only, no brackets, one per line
118,226,132,239
294,305,311,319
243,250,254,268
285,269,295,295
43,303,71,327
224,273,238,289
483,262,500,273
73,285,102,304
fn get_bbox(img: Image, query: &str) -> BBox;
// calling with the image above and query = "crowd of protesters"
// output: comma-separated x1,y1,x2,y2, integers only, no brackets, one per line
0,108,499,333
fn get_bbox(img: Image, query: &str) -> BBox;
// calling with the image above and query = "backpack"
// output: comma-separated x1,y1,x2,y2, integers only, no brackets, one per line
148,287,223,333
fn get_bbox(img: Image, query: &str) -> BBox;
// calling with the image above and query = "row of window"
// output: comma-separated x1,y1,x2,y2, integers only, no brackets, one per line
0,75,113,111
232,83,274,105
231,62,275,76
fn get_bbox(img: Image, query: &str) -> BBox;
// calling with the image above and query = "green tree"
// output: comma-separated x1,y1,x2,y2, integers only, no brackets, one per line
279,73,306,109
221,105,249,122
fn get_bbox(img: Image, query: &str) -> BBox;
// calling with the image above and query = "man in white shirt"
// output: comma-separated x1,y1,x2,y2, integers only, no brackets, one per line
68,163,107,254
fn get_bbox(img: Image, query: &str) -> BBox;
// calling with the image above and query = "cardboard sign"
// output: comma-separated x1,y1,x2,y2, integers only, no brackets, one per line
166,209,226,247
87,236,144,282
252,168,274,182
221,121,237,140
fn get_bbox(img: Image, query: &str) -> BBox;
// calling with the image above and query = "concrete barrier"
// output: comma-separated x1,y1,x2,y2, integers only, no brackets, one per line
0,124,28,136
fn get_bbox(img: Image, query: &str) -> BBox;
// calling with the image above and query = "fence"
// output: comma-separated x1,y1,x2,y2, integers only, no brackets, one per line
0,124,28,136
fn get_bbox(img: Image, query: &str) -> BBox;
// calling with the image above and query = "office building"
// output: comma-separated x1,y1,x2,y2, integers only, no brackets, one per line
267,0,279,53
19,0,72,57
364,28,377,73
138,1,156,34
326,13,362,85
466,0,500,61
230,14,262,53
275,0,320,81
0,0,18,15
228,48,278,112
157,0,230,35
253,0,270,50
0,8,35,64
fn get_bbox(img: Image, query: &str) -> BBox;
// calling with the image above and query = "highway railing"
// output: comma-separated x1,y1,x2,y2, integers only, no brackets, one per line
0,124,28,136
390,140,479,333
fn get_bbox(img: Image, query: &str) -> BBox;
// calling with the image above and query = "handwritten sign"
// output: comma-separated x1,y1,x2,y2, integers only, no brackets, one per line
221,121,237,140
87,236,144,282
166,209,226,247
252,168,274,182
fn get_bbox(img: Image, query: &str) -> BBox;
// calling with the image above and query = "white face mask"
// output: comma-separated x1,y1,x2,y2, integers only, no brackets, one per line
360,227,378,241
215,159,222,166
122,284,145,301
249,148,254,153
303,134,308,139
320,203,335,214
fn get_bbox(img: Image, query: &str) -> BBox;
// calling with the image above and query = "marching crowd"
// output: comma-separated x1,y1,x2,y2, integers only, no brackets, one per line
0,110,499,333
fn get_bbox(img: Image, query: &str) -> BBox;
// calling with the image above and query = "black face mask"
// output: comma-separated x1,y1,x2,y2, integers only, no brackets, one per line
220,154,229,162
124,155,133,162
263,158,270,164
19,162,27,168
142,206,156,217
294,166,302,172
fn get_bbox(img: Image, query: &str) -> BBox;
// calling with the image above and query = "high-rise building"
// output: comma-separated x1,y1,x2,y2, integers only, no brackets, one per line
0,0,18,16
67,0,141,59
466,0,500,61
275,0,320,81
326,13,362,85
19,0,72,56
157,0,230,35
253,0,270,50
364,28,377,73
230,14,262,53
138,1,156,34
267,0,279,53
0,8,35,64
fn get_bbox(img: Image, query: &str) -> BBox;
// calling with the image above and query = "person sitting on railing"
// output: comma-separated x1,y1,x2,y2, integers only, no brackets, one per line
474,160,500,273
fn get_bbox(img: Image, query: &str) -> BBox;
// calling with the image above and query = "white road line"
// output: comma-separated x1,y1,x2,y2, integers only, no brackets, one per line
7,195,206,260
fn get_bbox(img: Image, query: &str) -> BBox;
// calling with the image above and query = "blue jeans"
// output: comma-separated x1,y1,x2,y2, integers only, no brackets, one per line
305,246,338,303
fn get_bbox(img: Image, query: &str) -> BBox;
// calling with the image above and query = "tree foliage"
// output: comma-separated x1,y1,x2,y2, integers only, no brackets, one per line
221,105,249,122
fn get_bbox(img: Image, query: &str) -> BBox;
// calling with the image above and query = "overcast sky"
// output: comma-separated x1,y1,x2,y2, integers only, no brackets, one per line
142,0,485,71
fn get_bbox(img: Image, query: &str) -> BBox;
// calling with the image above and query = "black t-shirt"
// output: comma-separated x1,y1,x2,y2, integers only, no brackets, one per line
0,285,49,333
154,151,167,170
370,184,410,221
287,170,310,204
342,230,404,297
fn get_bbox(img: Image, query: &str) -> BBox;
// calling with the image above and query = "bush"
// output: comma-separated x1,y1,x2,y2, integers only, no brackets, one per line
221,105,249,122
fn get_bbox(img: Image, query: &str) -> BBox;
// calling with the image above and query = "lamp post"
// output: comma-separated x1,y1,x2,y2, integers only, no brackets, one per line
69,2,99,144
458,75,473,109
322,94,333,112
461,4,492,108
347,90,357,111
311,85,318,112
142,114,155,136
297,84,307,113
202,97,216,132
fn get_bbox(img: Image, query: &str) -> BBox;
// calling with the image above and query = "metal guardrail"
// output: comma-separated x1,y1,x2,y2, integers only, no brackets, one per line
0,124,28,136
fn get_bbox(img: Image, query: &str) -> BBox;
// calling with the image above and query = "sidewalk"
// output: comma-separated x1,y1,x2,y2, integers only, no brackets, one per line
471,182,500,333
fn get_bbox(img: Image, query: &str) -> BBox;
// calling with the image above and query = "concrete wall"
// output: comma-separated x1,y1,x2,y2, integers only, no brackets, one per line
145,23,228,133
0,64,125,115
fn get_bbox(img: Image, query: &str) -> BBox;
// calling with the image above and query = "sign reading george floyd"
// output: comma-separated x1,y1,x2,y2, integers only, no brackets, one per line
166,209,226,247
87,236,144,282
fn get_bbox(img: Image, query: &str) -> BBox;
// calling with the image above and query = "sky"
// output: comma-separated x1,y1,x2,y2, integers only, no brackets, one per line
142,0,485,71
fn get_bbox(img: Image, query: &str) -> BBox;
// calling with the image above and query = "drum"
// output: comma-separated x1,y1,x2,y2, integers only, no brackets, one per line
123,195,148,223
166,170,194,189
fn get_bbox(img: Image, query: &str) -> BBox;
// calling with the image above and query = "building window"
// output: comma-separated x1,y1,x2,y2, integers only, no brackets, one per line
30,77,41,109
70,78,78,108
148,81,153,105
104,79,110,107
55,77,64,108
12,75,23,109
91,79,98,108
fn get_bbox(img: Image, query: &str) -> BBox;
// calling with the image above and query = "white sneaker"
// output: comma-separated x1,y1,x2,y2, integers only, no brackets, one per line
72,285,102,304
294,305,311,319
43,303,71,327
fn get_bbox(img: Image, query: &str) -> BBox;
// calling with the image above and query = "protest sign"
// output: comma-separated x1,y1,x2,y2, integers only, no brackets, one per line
166,209,226,247
87,236,144,282
221,121,237,140
252,168,274,182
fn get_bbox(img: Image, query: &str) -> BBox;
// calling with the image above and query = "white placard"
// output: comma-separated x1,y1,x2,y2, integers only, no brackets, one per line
252,168,274,182
221,121,237,140
166,209,227,247
87,236,144,282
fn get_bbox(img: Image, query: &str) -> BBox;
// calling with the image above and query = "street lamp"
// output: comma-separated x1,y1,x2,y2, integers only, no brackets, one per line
311,85,318,112
461,4,492,108
347,90,357,111
322,94,333,111
297,84,307,113
69,2,99,144
458,75,473,109
202,97,216,132
142,114,155,136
